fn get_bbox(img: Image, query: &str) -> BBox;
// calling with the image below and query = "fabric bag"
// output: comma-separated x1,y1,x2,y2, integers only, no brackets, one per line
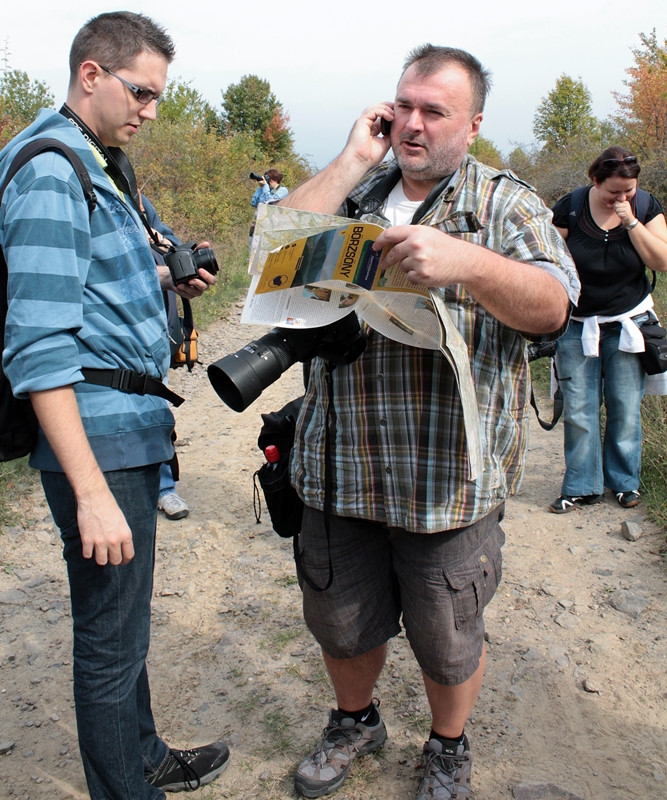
253,397,304,538
633,311,667,375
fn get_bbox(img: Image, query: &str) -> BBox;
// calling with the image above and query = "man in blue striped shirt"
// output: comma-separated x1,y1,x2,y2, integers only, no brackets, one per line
283,46,579,800
0,12,227,798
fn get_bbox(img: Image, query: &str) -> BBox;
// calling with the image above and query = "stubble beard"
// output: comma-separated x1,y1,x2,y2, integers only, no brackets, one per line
394,130,470,182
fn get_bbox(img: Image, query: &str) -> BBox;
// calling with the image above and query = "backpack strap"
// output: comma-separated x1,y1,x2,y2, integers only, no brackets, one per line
81,368,184,406
0,138,97,215
566,185,587,231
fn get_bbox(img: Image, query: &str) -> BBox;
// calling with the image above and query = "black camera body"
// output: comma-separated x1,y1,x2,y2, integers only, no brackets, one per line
208,313,367,412
249,172,267,182
527,339,557,362
165,241,219,285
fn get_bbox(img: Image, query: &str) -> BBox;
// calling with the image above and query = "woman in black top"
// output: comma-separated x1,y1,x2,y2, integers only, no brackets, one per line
549,147,667,513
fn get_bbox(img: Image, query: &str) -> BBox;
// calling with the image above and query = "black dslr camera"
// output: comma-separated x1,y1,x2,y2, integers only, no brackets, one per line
249,172,267,182
526,339,557,362
165,241,219,285
208,313,367,412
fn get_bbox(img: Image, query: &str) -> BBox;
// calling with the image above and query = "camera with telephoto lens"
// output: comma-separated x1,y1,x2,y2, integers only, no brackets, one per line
207,313,367,412
249,172,267,182
165,241,219,285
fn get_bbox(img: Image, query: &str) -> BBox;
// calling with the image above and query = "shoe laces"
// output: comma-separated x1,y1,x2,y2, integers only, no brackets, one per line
167,748,201,790
313,720,360,762
422,749,467,793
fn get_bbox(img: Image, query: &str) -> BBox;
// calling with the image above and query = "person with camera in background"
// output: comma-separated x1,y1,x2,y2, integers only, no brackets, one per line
250,168,289,207
0,12,228,798
278,45,579,800
249,168,289,246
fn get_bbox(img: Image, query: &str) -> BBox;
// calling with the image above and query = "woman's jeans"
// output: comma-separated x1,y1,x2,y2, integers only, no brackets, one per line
41,465,169,799
555,320,645,497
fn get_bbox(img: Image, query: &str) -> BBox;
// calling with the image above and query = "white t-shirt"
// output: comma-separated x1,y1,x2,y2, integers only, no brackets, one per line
382,181,421,226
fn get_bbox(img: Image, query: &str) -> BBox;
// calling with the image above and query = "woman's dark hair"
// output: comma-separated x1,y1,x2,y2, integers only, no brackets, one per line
588,146,640,182
265,169,284,184
401,44,492,115
69,11,175,84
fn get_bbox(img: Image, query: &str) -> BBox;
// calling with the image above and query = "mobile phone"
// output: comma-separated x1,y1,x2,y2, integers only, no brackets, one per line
380,117,392,137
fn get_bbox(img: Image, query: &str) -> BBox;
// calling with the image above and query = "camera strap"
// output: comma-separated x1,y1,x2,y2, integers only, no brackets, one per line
58,106,164,252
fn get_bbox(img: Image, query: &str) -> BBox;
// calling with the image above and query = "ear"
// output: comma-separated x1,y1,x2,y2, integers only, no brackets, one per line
79,60,102,96
467,113,483,146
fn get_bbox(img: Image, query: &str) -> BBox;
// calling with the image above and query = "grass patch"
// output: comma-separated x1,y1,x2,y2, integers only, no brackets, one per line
0,456,38,528
271,627,302,651
640,394,667,530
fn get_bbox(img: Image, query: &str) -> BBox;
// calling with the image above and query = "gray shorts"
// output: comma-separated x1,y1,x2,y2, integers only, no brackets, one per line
298,505,505,686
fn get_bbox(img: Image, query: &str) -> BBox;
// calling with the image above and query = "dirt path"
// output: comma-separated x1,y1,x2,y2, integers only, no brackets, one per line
1,305,666,800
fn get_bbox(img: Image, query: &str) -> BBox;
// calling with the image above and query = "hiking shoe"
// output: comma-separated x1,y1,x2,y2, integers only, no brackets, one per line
294,708,387,798
549,494,603,514
616,490,640,508
416,737,472,799
146,741,229,792
158,492,190,520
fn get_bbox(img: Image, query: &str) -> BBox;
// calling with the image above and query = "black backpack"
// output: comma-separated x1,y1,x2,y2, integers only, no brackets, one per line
0,139,97,461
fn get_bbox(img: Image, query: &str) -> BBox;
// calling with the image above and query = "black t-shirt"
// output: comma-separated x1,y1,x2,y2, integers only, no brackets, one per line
552,186,663,316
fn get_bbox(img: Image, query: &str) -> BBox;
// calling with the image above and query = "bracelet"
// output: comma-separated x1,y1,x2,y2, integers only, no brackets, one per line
625,218,639,230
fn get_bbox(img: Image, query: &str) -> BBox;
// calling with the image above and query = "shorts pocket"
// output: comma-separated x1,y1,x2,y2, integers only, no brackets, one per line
443,538,502,630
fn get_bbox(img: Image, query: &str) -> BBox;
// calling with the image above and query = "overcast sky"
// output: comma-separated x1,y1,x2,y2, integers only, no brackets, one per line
2,1,663,169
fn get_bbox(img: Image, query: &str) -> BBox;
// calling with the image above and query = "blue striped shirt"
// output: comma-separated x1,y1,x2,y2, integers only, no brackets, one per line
0,109,174,472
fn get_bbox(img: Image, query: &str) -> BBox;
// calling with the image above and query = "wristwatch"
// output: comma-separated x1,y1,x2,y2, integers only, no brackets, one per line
625,218,639,230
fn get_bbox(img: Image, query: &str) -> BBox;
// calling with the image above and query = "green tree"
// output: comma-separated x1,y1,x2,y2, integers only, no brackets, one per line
158,80,219,129
221,74,294,161
468,135,503,169
0,68,54,146
533,74,599,151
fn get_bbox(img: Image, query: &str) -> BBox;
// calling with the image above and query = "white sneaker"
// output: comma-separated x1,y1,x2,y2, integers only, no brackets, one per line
158,492,189,520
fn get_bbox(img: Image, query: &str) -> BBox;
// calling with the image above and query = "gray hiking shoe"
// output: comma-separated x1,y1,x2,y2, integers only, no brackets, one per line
294,707,387,798
416,737,472,799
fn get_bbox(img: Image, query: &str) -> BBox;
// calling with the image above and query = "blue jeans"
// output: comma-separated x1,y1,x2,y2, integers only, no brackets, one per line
158,461,176,498
41,465,169,800
555,320,645,497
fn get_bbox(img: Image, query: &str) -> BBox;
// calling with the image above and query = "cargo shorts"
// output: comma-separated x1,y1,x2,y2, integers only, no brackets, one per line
297,504,505,686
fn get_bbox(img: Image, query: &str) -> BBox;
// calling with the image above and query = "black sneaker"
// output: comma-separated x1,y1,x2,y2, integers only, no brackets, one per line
146,741,229,792
416,736,472,799
549,494,603,514
616,490,640,508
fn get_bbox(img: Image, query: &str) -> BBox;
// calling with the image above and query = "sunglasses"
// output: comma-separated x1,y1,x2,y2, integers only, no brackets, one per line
600,156,638,169
100,65,163,107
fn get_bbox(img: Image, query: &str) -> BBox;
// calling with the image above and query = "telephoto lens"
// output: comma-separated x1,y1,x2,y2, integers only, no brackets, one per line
207,313,367,412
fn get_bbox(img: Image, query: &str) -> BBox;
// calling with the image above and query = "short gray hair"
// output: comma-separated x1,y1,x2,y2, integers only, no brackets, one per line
402,44,492,115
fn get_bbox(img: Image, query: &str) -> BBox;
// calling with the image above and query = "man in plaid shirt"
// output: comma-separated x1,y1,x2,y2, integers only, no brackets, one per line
282,45,579,800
